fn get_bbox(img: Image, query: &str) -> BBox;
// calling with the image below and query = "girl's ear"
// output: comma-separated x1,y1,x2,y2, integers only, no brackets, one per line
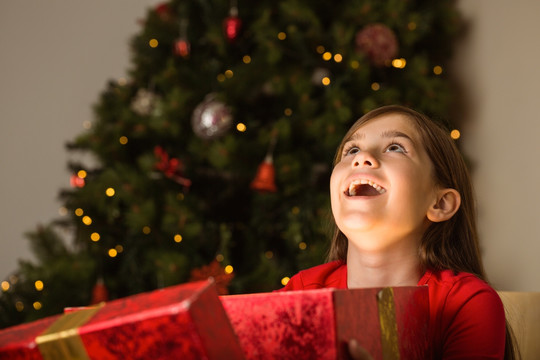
427,188,461,223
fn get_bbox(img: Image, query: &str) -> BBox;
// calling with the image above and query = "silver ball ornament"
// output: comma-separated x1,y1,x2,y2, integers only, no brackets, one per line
191,94,233,139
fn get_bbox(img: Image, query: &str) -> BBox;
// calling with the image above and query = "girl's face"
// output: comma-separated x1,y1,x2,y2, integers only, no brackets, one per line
330,113,438,252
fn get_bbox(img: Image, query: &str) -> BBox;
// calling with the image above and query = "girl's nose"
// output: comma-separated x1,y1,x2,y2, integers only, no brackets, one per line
352,151,379,168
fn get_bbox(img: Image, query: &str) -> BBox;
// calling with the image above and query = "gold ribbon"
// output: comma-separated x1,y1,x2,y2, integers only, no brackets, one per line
377,288,400,360
36,304,104,360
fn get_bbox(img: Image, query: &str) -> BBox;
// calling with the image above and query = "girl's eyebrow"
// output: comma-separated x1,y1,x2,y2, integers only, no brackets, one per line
347,130,415,143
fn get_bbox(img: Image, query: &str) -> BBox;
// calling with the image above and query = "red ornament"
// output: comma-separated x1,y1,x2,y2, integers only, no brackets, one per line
355,23,399,67
174,38,191,57
189,260,234,295
70,174,85,188
154,146,192,187
251,154,277,193
91,278,109,305
155,3,173,22
223,7,242,42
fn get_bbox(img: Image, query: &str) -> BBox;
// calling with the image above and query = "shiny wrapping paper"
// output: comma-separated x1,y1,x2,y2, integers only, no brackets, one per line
0,280,245,360
221,286,429,360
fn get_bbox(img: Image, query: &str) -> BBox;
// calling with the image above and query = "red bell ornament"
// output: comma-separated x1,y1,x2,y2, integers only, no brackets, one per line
251,154,277,193
91,277,109,305
223,6,242,42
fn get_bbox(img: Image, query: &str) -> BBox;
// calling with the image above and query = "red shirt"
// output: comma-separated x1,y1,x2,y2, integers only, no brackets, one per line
281,260,506,359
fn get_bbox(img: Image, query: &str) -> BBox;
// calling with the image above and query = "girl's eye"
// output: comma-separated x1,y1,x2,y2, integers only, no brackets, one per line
386,143,406,153
344,146,360,156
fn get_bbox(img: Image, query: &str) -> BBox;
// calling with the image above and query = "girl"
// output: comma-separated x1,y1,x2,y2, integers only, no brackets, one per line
281,105,517,359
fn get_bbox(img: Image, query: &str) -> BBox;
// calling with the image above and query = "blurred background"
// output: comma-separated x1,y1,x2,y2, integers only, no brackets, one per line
1,0,539,327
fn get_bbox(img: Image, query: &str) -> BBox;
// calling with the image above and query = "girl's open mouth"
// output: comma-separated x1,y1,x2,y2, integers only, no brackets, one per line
345,179,386,197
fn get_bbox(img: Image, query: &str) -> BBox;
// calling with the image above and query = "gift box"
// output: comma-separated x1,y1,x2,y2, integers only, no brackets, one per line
221,286,429,360
0,279,245,360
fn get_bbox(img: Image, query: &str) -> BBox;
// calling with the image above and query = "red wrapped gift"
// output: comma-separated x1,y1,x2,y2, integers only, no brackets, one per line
0,279,245,360
221,286,429,360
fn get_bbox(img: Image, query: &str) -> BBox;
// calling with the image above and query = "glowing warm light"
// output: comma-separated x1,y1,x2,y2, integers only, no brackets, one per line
83,121,92,129
174,234,183,243
225,70,234,78
224,265,234,274
75,208,84,216
392,58,407,69
243,55,251,64
322,77,331,86
82,216,92,225
277,32,286,40
105,188,115,197
316,45,325,54
216,254,224,262
142,226,151,234
281,277,290,286
408,22,417,31
58,207,68,216
77,170,87,179
108,249,118,257
119,136,128,145
334,54,343,63
264,251,273,259
236,123,247,132
149,39,159,48
177,193,185,201
115,245,124,253
371,82,380,91
322,52,332,61
350,60,360,69
1,281,9,292
299,242,307,250
35,280,44,291
91,232,101,242
284,108,292,116
291,206,300,215
450,129,461,140
433,66,443,75
217,74,226,82
33,302,42,310
15,301,24,311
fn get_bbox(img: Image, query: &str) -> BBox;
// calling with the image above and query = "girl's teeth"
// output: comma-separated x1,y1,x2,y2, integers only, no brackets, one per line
347,179,386,196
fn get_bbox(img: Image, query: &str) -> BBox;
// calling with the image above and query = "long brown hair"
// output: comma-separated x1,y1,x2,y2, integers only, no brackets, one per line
326,105,518,359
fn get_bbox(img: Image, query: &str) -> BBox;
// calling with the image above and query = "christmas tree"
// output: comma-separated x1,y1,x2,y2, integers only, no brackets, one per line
0,0,462,328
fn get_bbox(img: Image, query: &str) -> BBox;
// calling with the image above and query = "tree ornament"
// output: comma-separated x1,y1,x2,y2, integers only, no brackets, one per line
191,94,233,140
90,277,108,305
155,2,173,22
131,88,158,116
70,174,85,188
189,260,234,295
174,18,190,58
154,146,192,187
355,23,399,67
223,1,242,42
251,131,278,193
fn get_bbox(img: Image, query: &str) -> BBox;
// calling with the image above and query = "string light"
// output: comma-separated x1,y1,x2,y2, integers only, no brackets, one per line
177,193,185,201
322,52,332,61
264,251,273,259
433,66,443,75
284,108,292,116
1,281,9,291
108,249,118,258
281,277,290,286
242,55,251,64
174,234,183,243
119,136,128,145
224,265,234,274
216,254,224,262
217,74,226,82
450,129,461,140
408,22,417,31
33,302,42,310
350,60,360,69
392,58,407,69
77,170,87,179
316,45,325,54
75,208,84,216
105,187,115,197
91,232,101,242
34,280,44,291
149,39,159,48
15,301,24,311
371,82,380,91
321,77,331,86
225,69,234,78
299,242,307,250
142,226,151,234
277,32,286,40
236,123,247,132
82,216,92,225
115,245,124,253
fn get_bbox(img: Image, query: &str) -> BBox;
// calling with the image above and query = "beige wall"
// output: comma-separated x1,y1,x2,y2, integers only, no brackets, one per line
1,1,538,291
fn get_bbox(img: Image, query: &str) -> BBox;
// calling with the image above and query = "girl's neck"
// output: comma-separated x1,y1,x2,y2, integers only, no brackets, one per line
346,244,423,289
